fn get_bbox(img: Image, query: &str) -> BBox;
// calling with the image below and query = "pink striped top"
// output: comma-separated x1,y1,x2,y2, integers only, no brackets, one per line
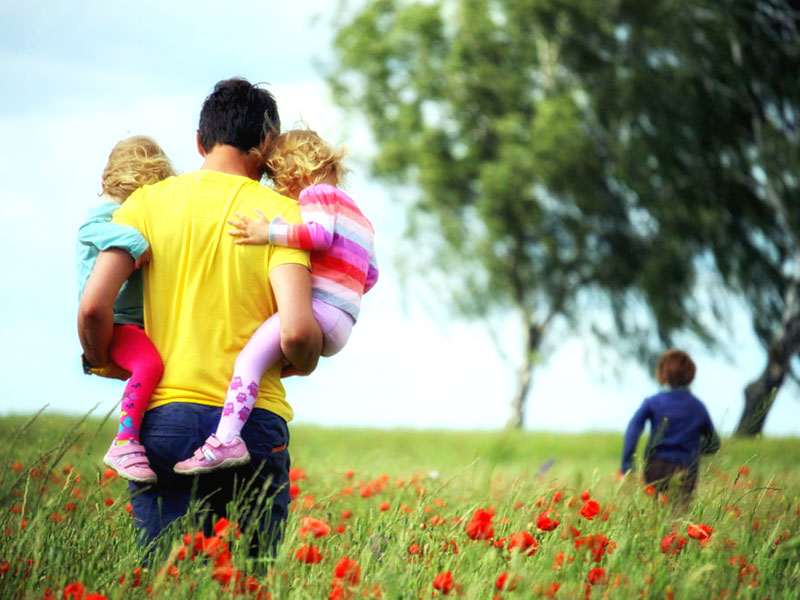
268,183,378,320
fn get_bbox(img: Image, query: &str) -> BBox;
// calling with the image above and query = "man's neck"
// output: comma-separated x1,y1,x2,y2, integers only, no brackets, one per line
200,144,261,181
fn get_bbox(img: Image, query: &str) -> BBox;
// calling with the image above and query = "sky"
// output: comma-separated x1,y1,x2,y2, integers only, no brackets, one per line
1,1,798,438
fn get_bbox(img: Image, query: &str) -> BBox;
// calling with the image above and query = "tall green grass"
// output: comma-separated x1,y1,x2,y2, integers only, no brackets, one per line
1,413,798,599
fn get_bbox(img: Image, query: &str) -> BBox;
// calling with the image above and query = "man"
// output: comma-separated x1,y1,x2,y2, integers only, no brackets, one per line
78,78,322,552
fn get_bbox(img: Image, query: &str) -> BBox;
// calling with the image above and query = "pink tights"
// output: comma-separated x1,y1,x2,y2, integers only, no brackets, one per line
108,324,163,445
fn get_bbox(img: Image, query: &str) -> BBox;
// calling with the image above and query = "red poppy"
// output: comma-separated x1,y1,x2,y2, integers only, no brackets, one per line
379,501,390,511
575,534,613,562
580,500,600,520
465,508,494,540
433,571,455,595
661,533,687,555
214,517,240,538
345,469,355,478
299,517,331,539
536,512,560,531
587,567,607,585
64,582,85,600
580,490,591,501
295,544,323,564
341,509,353,520
687,523,712,540
329,581,351,600
334,557,361,585
507,531,538,556
496,572,521,591
119,567,142,588
212,564,235,584
289,483,300,500
553,491,562,503
289,467,306,481
203,536,228,559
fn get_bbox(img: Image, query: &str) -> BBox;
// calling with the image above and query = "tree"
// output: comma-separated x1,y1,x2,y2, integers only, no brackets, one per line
528,0,800,435
328,0,720,428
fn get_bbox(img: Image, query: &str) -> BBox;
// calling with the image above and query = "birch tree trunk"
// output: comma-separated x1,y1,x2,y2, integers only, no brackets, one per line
507,309,544,429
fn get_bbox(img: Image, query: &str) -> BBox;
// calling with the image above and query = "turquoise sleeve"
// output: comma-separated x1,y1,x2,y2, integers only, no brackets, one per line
77,220,149,259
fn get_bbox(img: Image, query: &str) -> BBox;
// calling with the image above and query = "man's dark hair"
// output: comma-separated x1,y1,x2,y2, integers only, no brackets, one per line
198,78,280,154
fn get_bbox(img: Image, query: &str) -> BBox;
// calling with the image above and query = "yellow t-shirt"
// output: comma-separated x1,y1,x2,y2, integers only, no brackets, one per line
113,170,310,422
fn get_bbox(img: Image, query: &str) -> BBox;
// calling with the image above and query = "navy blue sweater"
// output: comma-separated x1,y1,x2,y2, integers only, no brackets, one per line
621,388,719,473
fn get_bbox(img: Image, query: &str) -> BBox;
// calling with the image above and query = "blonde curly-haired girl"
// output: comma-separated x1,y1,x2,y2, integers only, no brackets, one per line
174,128,378,474
77,135,175,483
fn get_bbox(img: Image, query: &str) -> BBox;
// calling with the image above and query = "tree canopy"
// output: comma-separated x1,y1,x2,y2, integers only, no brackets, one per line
328,0,800,431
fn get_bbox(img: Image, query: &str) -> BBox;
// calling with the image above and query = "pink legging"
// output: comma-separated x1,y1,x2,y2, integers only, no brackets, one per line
108,324,163,444
215,299,354,443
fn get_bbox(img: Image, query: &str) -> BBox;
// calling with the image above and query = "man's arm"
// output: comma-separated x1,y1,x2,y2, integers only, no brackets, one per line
78,249,135,372
269,263,322,374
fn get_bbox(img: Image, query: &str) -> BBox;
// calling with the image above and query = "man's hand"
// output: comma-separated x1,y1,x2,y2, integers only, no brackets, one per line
228,209,270,245
281,364,313,378
87,360,132,380
134,247,152,270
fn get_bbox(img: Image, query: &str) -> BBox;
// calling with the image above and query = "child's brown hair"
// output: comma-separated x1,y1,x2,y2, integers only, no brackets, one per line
264,128,349,198
655,349,696,388
101,136,175,202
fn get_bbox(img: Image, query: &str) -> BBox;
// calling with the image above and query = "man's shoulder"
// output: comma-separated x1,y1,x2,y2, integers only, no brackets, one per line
238,181,301,219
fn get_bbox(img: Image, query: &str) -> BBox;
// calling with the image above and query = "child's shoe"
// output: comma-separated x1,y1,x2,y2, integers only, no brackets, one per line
103,440,157,484
173,434,250,475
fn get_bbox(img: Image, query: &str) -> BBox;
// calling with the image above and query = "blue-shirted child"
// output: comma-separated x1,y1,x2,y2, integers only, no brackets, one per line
621,349,720,499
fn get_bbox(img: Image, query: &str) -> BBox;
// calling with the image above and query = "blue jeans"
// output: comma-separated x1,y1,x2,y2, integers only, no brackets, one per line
129,403,291,555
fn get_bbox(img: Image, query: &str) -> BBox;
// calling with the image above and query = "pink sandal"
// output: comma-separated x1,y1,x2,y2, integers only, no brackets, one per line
103,441,157,484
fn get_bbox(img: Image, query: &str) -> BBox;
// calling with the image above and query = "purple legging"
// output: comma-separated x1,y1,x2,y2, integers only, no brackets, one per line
215,299,354,443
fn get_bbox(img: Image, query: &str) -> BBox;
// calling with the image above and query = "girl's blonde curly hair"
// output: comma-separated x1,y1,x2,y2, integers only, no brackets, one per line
101,135,175,202
264,128,349,198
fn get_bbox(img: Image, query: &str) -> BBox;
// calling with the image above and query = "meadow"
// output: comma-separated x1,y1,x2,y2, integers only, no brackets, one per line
1,411,798,599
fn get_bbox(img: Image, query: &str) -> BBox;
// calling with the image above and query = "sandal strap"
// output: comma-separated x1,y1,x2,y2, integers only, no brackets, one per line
115,452,151,468
106,441,146,458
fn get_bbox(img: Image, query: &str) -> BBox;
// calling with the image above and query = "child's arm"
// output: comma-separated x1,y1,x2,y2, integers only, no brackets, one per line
364,251,379,293
78,219,150,263
621,400,651,473
229,209,336,251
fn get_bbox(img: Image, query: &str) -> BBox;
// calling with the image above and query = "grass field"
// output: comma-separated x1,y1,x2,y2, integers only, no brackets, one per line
1,412,798,599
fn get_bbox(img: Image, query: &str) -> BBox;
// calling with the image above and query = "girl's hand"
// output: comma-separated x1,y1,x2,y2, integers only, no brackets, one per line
134,247,152,270
228,209,270,245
